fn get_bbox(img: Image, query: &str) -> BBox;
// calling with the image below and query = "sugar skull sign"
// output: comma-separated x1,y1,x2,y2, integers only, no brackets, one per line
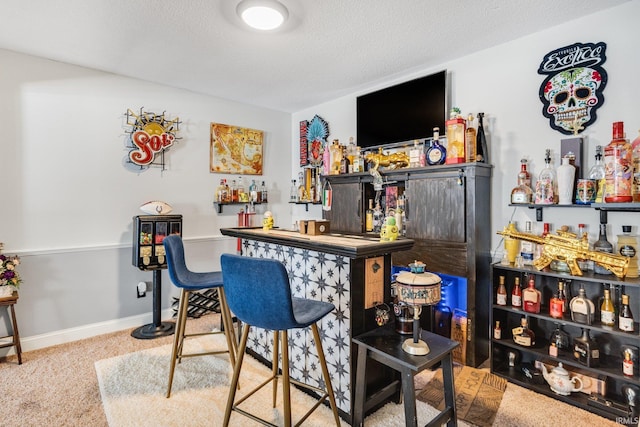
538,42,607,135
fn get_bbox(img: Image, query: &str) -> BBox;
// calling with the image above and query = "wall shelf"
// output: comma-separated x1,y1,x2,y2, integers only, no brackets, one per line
288,201,321,212
213,202,264,214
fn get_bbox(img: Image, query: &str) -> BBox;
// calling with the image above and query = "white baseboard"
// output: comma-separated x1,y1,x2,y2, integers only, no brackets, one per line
0,309,175,357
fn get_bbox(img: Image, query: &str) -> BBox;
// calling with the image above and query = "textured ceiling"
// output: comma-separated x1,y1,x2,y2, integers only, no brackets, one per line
0,0,629,112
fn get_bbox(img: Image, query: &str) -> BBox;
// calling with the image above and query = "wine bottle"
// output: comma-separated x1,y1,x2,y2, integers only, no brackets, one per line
496,275,507,306
588,145,606,203
619,294,635,332
601,288,616,327
476,112,488,163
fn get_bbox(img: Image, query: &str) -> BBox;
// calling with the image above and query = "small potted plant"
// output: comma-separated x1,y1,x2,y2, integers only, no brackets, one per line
0,243,21,298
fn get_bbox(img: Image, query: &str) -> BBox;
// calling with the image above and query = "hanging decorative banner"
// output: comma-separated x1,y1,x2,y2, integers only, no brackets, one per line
301,115,329,167
299,120,308,166
538,42,607,135
124,108,182,170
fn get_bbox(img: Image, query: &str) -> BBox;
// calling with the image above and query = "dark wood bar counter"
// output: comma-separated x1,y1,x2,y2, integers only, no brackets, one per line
219,227,414,423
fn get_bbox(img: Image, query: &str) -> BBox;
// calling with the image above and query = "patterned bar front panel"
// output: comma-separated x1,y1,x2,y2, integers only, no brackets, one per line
241,238,352,413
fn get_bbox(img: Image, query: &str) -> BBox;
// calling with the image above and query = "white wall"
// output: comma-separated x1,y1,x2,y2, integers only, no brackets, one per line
292,1,640,260
0,48,292,352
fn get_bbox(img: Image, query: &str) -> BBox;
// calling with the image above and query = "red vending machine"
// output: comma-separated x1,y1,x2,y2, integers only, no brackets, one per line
131,214,182,339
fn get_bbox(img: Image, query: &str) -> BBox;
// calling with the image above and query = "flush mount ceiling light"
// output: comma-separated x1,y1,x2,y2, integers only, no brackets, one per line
237,0,289,31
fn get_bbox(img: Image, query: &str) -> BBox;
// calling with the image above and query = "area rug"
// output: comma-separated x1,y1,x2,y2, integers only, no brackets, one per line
417,365,507,427
95,335,465,427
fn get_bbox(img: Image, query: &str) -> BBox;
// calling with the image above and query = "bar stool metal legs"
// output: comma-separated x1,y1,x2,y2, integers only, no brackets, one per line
223,322,340,426
166,287,237,398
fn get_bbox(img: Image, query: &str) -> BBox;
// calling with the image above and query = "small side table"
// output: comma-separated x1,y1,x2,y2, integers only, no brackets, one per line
352,325,458,427
0,291,22,364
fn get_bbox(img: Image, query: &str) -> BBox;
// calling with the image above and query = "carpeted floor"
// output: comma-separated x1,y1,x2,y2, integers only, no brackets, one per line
0,312,622,426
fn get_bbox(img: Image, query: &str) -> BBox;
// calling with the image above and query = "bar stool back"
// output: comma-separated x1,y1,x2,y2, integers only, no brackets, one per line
220,253,340,426
163,235,237,398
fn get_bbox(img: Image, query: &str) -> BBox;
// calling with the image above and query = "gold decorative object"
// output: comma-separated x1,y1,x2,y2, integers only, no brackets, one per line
364,149,409,171
497,227,629,278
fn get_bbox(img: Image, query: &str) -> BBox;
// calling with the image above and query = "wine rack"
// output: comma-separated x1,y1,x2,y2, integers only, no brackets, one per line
491,263,640,421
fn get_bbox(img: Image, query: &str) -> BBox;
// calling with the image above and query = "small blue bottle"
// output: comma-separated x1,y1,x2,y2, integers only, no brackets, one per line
426,127,446,165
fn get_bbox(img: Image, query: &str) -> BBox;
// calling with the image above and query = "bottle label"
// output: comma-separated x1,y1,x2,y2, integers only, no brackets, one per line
513,334,532,347
601,310,615,325
497,294,507,305
624,359,634,376
511,192,529,203
619,316,635,332
620,244,637,258
511,295,522,307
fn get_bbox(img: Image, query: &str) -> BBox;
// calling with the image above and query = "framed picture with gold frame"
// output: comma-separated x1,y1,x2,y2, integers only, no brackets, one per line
210,122,263,175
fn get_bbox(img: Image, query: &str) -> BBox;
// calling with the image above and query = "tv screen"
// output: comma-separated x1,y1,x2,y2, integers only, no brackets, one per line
356,70,448,149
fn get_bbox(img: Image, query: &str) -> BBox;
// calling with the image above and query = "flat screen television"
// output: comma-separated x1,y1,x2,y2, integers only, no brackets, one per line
356,70,448,149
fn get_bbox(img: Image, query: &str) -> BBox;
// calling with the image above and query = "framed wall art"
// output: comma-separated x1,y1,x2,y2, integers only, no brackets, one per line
210,122,263,175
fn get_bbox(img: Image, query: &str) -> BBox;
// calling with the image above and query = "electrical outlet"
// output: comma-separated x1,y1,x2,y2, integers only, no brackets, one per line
137,281,146,298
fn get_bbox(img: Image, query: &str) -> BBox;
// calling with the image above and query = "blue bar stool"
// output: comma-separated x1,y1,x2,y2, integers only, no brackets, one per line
163,235,238,398
220,254,341,426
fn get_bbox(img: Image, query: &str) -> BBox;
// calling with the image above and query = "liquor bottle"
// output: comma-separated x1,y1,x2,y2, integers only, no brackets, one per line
511,277,522,308
372,201,384,233
339,146,348,174
601,288,616,327
496,275,507,306
618,225,639,278
476,112,488,163
260,181,268,203
522,275,541,313
604,121,633,202
216,179,227,203
236,177,245,201
290,179,298,202
535,222,550,260
426,127,446,165
511,159,534,204
223,179,230,202
624,349,634,377
493,321,501,339
465,114,477,163
445,108,465,164
322,141,331,176
633,130,640,202
557,156,576,205
329,139,342,175
346,137,357,173
570,286,595,325
576,223,590,271
549,323,570,350
520,221,535,265
588,145,606,203
365,199,374,232
549,291,564,319
593,223,614,275
535,148,557,204
557,280,568,314
249,179,258,202
619,294,635,332
230,179,238,202
573,328,600,367
409,139,422,168
512,317,535,347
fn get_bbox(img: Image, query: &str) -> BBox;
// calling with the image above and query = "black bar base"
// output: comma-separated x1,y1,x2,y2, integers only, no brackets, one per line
131,321,175,339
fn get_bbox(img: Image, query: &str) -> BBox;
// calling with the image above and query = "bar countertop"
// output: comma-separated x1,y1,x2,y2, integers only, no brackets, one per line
220,227,414,258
